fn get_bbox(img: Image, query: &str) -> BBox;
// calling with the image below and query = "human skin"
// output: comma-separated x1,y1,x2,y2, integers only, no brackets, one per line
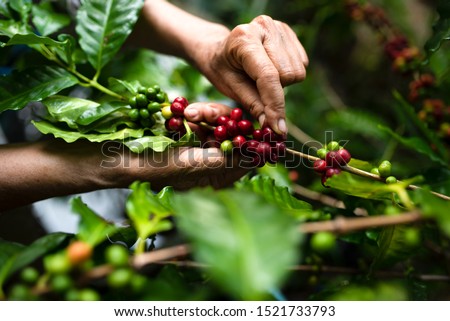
133,0,309,135
0,103,246,211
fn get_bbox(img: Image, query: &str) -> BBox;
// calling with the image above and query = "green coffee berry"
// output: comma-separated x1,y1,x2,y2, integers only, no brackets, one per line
378,160,392,177
403,227,421,247
78,288,100,301
147,102,161,114
137,86,147,94
385,176,397,184
107,268,133,288
311,232,336,253
220,140,233,154
105,245,129,267
20,267,39,284
317,148,328,160
128,109,140,121
128,96,137,108
136,94,148,108
44,253,71,275
51,274,73,293
327,141,340,151
139,109,150,119
145,87,157,101
370,167,380,175
155,92,166,103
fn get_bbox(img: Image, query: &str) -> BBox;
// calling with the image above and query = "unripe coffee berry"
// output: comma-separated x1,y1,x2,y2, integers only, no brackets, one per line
128,109,139,121
327,141,340,151
136,94,148,108
385,176,397,184
370,167,380,175
147,102,161,114
67,241,93,266
105,245,129,267
220,140,233,154
161,106,173,119
317,148,328,160
145,87,156,100
128,96,137,108
311,232,336,253
156,92,166,103
139,109,150,119
378,160,392,177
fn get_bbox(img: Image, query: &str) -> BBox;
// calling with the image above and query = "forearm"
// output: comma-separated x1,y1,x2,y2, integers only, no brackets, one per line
0,140,130,211
132,0,230,67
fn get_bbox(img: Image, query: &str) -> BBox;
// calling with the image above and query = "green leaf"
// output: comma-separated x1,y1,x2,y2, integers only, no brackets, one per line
370,225,421,271
0,66,78,112
9,0,31,21
174,188,301,300
108,77,141,96
126,182,174,241
414,189,450,237
0,233,71,288
378,125,447,166
0,1,12,18
31,2,71,36
424,0,450,58
124,135,176,153
326,172,414,208
235,175,313,220
75,0,144,73
32,120,145,143
42,95,128,129
0,19,29,38
71,197,119,246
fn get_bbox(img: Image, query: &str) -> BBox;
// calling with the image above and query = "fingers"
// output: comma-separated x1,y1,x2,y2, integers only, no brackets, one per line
223,15,308,134
184,102,232,123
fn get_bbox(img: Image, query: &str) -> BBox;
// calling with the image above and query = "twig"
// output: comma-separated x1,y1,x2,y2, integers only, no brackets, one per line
286,148,450,201
286,119,319,147
299,211,423,234
155,260,450,282
292,183,368,216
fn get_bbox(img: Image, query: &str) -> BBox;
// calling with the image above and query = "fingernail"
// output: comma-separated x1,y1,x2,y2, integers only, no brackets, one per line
184,108,198,119
278,118,287,134
258,114,266,126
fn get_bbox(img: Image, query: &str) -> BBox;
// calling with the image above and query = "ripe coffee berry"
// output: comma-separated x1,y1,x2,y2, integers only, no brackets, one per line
237,120,254,135
172,96,189,107
325,151,340,168
325,168,341,178
170,101,185,116
252,129,263,141
230,108,243,121
214,125,228,141
273,141,286,156
243,139,259,155
256,141,272,159
217,115,229,126
337,148,351,165
167,117,184,132
313,159,327,173
226,119,239,137
232,135,246,148
262,127,276,143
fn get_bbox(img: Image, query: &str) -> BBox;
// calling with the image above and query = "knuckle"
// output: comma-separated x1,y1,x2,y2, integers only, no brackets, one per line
252,15,274,28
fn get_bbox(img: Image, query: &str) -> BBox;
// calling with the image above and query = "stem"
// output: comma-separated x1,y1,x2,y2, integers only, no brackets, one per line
286,148,450,201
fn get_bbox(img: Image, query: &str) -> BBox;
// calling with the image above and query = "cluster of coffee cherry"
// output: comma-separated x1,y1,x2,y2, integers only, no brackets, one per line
127,85,169,128
313,141,352,186
161,96,287,167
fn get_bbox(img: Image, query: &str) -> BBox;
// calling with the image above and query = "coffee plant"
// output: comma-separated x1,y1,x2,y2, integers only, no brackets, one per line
0,0,449,301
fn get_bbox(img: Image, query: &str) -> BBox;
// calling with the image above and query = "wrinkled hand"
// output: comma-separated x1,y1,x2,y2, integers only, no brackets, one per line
121,102,248,191
196,15,309,134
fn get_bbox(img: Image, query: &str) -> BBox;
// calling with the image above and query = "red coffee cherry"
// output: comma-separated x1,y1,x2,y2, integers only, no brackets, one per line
252,129,263,141
325,151,340,168
170,101,185,116
216,115,229,126
237,120,254,136
243,139,259,155
214,125,228,141
230,108,243,121
313,159,327,173
262,127,276,143
337,149,351,165
167,116,184,132
273,141,286,156
232,135,247,148
226,119,239,137
256,141,272,159
325,168,341,178
172,96,189,107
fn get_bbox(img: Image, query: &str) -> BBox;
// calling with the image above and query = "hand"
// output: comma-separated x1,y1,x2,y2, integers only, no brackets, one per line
194,15,309,134
115,102,248,191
